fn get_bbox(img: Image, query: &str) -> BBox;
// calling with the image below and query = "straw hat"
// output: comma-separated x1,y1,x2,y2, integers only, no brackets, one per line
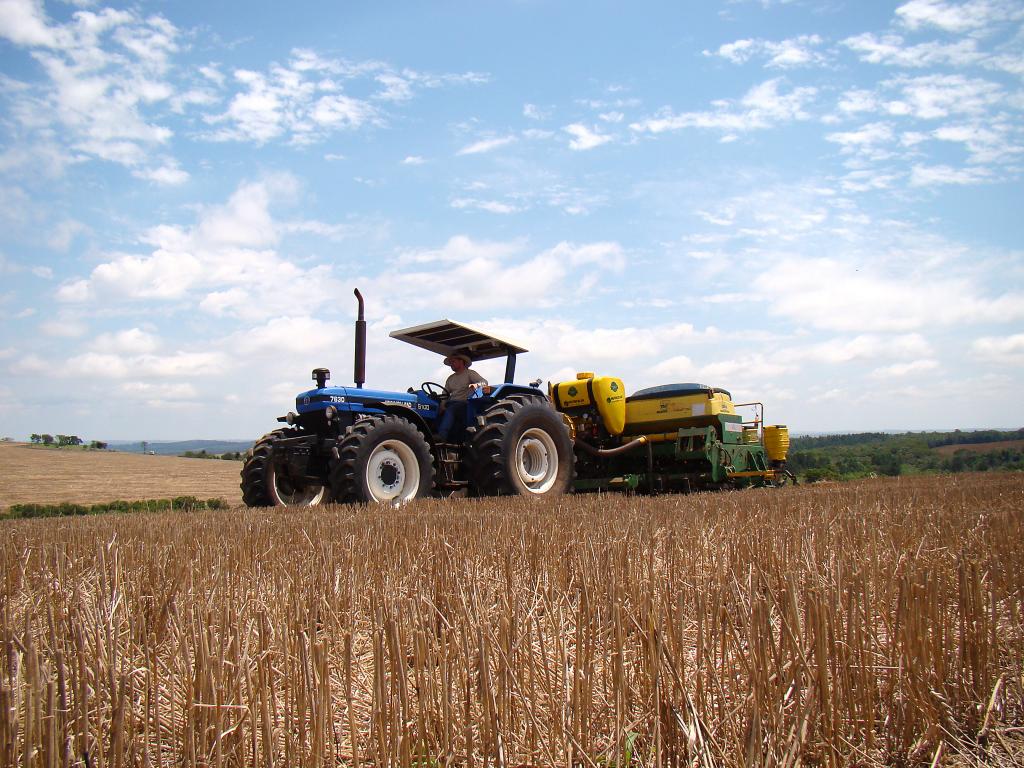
443,352,472,367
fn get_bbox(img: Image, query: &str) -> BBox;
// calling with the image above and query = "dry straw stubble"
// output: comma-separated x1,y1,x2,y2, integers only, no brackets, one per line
2,474,1022,766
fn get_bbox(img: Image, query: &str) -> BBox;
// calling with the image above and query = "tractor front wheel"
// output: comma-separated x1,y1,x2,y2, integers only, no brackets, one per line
470,399,574,497
330,416,434,504
240,429,330,507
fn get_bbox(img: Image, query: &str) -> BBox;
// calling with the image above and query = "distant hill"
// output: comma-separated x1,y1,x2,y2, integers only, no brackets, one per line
106,440,254,456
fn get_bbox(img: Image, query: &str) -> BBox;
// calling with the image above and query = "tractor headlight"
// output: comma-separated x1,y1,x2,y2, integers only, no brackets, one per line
286,411,297,426
325,405,337,422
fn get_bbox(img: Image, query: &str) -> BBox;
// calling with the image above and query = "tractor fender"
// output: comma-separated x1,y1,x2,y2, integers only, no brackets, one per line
369,403,434,441
487,383,547,401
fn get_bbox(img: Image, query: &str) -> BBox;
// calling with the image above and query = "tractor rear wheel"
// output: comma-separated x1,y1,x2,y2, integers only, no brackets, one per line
330,415,434,504
240,429,330,507
470,399,574,497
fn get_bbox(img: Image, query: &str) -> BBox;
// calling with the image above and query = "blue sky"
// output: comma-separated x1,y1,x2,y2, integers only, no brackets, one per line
1,0,1022,441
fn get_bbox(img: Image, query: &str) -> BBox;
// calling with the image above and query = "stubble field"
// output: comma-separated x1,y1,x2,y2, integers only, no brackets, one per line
2,464,1022,766
0,442,243,511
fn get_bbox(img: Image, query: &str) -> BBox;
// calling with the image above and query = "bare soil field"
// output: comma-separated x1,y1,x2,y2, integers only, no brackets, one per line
932,439,1024,455
0,442,243,510
2,473,1022,766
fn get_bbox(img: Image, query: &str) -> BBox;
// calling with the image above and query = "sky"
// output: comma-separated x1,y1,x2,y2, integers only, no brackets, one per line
0,0,1022,441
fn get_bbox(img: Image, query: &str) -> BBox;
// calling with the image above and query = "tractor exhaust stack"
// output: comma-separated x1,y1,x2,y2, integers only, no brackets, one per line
353,288,366,389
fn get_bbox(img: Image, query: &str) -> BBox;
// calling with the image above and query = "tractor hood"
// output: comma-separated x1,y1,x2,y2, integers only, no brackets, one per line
295,385,430,416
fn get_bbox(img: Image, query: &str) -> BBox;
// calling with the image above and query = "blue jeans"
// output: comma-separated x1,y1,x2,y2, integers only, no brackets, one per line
436,400,468,441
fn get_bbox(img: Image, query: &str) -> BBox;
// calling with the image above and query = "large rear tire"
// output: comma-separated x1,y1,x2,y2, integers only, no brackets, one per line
240,429,330,507
470,399,574,497
330,415,434,504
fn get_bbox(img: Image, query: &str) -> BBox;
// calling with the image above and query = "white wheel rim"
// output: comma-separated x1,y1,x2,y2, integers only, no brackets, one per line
268,464,327,506
366,439,420,503
515,428,559,494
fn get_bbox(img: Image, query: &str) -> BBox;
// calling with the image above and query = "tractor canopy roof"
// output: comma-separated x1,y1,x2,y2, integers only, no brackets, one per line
389,320,527,362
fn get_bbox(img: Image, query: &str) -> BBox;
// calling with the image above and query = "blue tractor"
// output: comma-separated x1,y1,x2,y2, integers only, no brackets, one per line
241,290,575,505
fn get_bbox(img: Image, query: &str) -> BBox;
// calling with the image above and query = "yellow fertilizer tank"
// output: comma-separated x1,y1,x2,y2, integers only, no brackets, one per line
551,372,627,436
763,425,790,462
622,384,736,436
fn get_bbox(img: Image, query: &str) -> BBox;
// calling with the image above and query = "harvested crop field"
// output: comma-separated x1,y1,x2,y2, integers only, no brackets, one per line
0,442,244,511
2,474,1023,766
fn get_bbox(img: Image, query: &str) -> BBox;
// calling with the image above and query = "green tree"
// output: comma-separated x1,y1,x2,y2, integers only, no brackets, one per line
804,467,839,483
30,434,41,444
41,434,54,445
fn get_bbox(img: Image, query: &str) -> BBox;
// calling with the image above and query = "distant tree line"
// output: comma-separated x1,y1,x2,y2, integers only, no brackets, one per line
789,429,1024,482
29,434,107,449
926,428,1024,447
180,449,243,461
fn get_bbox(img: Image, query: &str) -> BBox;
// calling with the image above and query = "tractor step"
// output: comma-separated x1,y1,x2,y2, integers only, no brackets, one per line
435,442,467,489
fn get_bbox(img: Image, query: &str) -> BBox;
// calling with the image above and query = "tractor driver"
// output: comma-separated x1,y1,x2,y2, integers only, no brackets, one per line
436,353,487,442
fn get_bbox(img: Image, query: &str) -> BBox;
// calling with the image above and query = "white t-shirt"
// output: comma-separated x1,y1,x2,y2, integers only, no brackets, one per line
445,368,486,400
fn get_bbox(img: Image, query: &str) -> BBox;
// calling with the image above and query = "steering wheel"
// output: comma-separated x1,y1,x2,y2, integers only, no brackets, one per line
420,381,450,400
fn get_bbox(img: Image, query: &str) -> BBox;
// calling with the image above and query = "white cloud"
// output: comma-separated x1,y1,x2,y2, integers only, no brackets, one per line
118,381,198,401
688,182,831,241
456,135,517,155
0,4,183,174
132,160,190,186
396,235,523,265
470,318,712,373
365,237,624,313
705,34,827,68
59,249,203,301
837,89,879,115
932,121,1022,164
200,52,484,146
279,219,351,241
563,123,612,151
844,33,983,69
230,315,352,358
523,103,548,120
204,63,376,145
868,359,939,378
0,0,57,46
826,122,895,153
402,155,426,165
838,169,900,193
895,0,1024,33
450,198,521,214
91,327,160,354
794,334,934,365
62,349,225,379
971,334,1024,365
374,72,413,102
631,79,817,136
54,176,348,321
648,354,695,379
753,257,1024,332
39,318,87,337
909,163,992,186
711,38,755,64
882,74,1005,120
46,219,88,251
